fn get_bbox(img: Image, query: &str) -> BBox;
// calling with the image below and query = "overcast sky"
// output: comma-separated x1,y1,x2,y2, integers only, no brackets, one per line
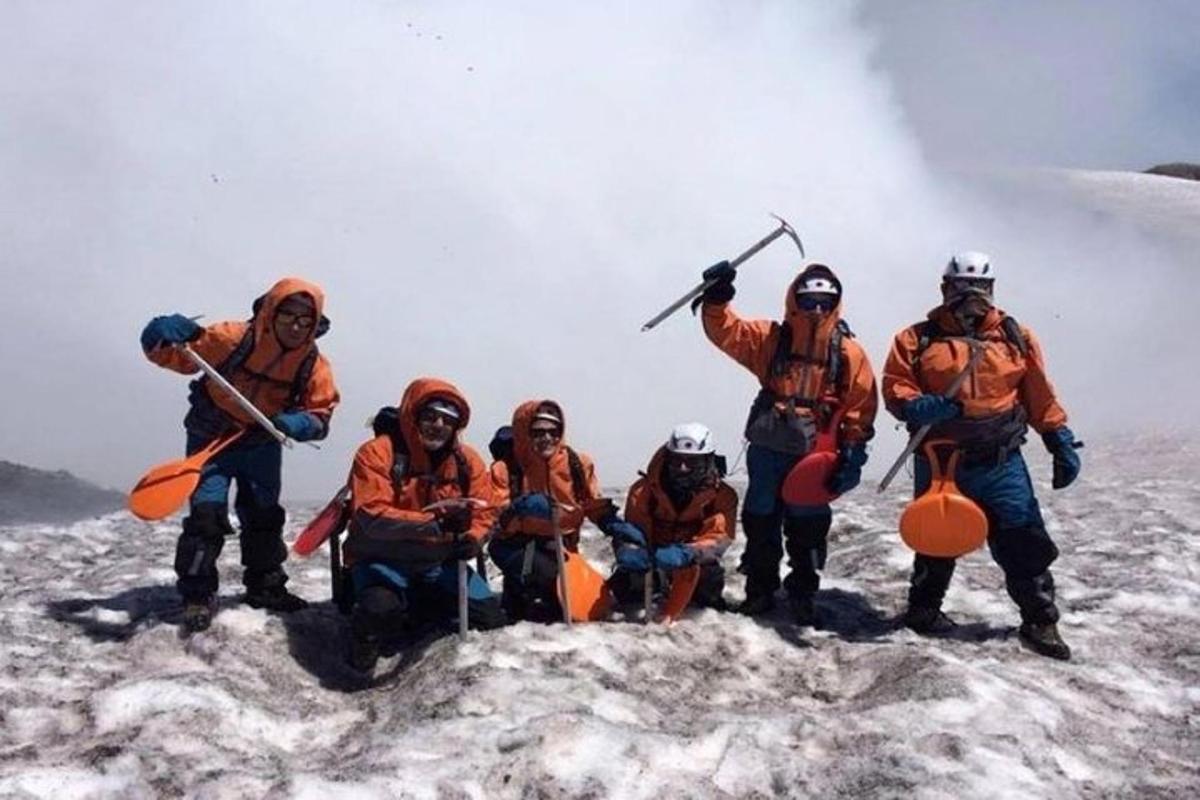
1,1,1196,500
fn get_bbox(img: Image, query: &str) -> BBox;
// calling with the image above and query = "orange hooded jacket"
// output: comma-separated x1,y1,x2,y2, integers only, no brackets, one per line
624,447,737,563
702,265,877,443
490,400,614,545
344,378,495,566
146,277,339,432
882,305,1067,434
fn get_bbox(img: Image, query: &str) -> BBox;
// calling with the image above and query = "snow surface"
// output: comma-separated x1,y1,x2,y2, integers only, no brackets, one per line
1,440,1197,798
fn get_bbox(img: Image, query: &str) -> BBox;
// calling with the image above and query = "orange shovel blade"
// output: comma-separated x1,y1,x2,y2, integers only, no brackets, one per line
128,431,243,521
660,565,701,623
557,550,614,622
899,491,988,558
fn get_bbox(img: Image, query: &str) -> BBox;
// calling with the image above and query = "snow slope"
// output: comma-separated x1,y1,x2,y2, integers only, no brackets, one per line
1,439,1197,798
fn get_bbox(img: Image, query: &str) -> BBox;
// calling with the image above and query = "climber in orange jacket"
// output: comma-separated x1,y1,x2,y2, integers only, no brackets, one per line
611,423,738,611
487,400,641,622
342,378,505,672
883,251,1082,661
698,261,877,626
140,277,339,633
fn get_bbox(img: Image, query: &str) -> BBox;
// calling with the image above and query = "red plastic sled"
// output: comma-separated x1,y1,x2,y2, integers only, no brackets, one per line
292,486,351,557
781,407,844,506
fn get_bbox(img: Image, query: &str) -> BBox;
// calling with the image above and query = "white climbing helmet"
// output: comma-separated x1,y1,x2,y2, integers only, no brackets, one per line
943,251,995,281
666,422,715,455
795,275,839,295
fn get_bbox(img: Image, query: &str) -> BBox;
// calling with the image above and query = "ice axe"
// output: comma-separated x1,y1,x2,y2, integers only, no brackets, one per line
641,213,805,332
180,345,319,450
877,340,986,493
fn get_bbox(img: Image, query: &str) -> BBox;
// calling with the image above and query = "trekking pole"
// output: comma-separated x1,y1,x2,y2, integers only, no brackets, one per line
457,559,469,638
550,498,573,626
643,568,654,625
641,214,805,332
877,341,985,493
179,345,319,450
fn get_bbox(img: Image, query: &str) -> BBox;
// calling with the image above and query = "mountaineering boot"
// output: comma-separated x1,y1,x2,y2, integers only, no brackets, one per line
738,512,783,617
903,605,957,635
347,628,380,673
245,585,309,612
1018,622,1071,661
737,593,776,617
789,593,817,628
182,596,217,633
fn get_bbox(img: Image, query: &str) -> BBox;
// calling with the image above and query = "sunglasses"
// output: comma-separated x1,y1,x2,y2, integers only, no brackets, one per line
796,295,836,312
529,426,562,441
275,309,316,329
946,277,993,292
417,410,459,427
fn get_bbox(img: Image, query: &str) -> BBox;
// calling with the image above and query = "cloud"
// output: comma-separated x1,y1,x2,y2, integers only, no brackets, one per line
0,1,1193,500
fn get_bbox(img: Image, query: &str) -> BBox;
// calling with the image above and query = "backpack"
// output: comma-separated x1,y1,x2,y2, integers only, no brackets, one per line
910,315,1028,367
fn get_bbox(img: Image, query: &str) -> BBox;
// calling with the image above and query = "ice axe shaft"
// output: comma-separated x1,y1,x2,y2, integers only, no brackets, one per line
641,213,804,332
180,345,317,450
877,341,985,493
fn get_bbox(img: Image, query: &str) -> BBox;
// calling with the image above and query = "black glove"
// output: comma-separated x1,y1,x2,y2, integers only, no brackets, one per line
451,535,482,561
692,260,736,312
439,504,473,535
1042,427,1083,490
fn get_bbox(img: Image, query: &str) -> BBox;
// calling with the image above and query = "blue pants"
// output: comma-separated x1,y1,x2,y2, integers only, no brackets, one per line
351,559,505,634
174,433,287,600
908,450,1060,623
741,445,832,599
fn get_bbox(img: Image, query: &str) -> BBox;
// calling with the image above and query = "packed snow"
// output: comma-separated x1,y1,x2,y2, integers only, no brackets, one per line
1,437,1197,798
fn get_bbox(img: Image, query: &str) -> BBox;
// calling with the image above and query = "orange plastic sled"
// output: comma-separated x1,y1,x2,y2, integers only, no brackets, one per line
781,406,845,506
557,550,614,622
659,565,701,623
899,440,988,558
128,430,245,521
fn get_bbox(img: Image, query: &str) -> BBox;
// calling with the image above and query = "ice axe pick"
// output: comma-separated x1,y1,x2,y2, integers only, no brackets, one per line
641,213,805,332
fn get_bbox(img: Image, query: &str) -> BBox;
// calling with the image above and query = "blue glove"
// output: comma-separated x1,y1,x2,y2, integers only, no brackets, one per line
140,314,201,352
600,515,647,548
903,395,961,426
510,492,553,520
654,544,695,571
1042,427,1082,489
827,442,868,495
271,411,325,442
616,544,651,572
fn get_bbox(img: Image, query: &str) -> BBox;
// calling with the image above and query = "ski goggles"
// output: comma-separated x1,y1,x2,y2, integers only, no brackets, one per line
944,277,994,297
795,293,837,312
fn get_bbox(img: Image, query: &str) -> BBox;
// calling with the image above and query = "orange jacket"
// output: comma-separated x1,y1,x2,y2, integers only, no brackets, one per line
624,447,737,563
490,400,614,543
882,306,1068,433
701,265,877,443
146,277,339,430
345,379,495,565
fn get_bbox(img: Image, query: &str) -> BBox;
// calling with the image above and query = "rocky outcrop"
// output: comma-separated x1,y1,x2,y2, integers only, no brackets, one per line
0,461,125,524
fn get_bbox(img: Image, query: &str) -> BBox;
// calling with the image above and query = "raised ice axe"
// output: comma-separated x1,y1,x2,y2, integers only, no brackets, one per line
641,213,805,332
